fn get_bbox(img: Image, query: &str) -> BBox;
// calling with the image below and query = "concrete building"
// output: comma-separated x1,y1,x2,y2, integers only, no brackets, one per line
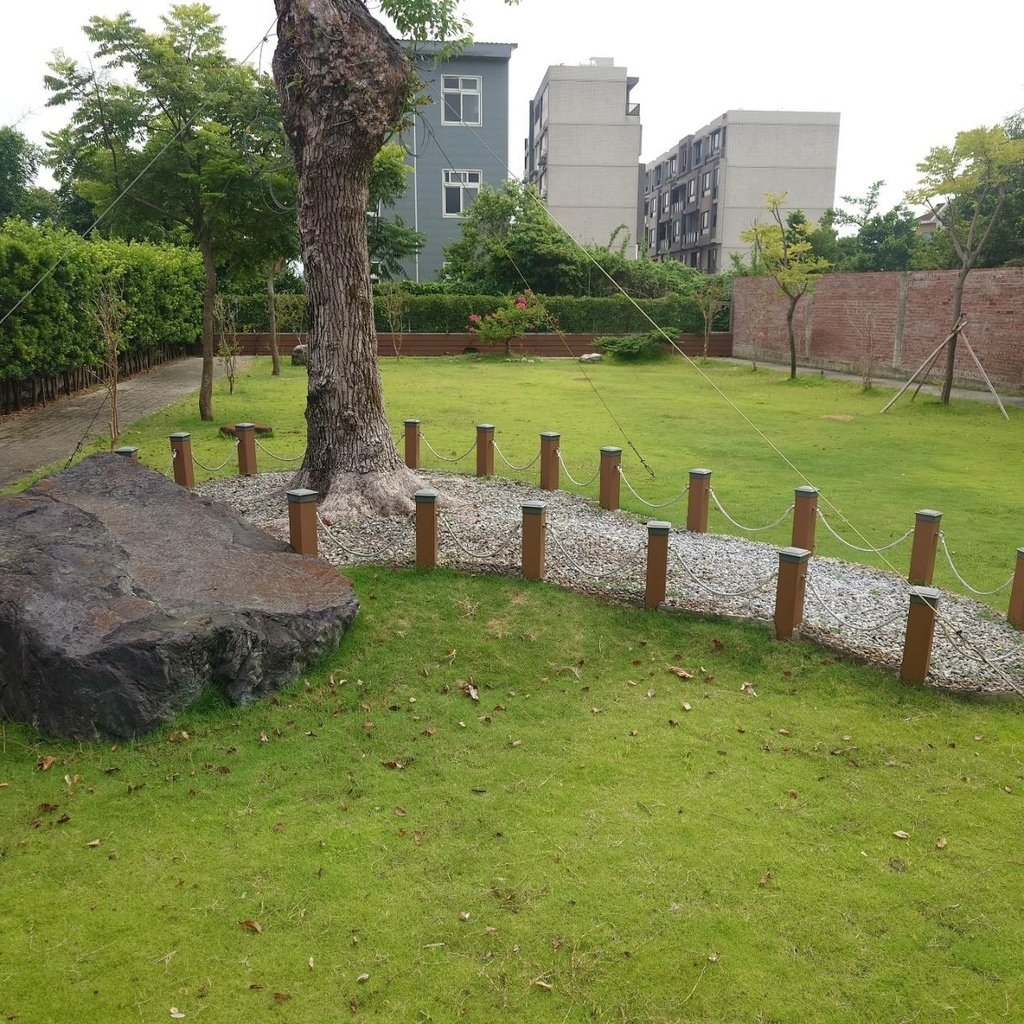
642,110,840,273
391,41,516,281
525,59,643,254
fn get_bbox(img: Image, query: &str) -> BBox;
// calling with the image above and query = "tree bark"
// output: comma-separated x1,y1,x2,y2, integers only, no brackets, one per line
940,265,971,405
199,235,217,421
267,264,281,377
786,296,799,380
274,0,421,515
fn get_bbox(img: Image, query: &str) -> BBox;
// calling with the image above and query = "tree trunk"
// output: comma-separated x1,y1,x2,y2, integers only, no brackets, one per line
274,0,421,516
786,296,799,380
199,236,217,421
940,265,971,405
267,265,281,377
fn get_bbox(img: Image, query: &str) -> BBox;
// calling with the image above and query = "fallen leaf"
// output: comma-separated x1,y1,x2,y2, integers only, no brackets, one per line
170,1009,186,1020
787,790,799,799
394,807,406,816
38,802,59,814
86,839,101,848
356,973,370,984
259,731,268,744
308,957,315,971
682,702,692,712
64,773,82,785
889,857,906,873
778,728,790,736
758,872,773,887
421,726,437,737
646,689,657,698
535,980,553,991
271,993,291,1004
668,666,695,680
0,781,9,788
629,730,639,737
382,760,404,770
936,836,948,849
240,919,263,934
458,911,470,922
741,682,757,697
39,756,57,772
459,680,479,702
893,830,910,840
712,638,725,651
414,831,423,845
57,814,71,824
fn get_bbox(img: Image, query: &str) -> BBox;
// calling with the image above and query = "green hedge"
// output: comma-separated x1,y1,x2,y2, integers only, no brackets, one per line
0,220,202,382
230,291,730,335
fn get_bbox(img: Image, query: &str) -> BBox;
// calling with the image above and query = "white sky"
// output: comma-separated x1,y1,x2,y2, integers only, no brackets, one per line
3,1,1023,216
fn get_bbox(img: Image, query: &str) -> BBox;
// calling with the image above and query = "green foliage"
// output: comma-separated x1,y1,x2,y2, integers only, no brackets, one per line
0,220,201,382
368,143,425,279
594,331,666,361
467,292,546,354
0,126,40,222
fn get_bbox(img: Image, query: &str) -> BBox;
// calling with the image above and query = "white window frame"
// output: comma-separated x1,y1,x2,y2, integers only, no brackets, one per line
442,75,483,126
442,169,482,217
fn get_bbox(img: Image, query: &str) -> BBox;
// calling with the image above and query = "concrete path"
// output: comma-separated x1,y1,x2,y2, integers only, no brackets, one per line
0,357,250,489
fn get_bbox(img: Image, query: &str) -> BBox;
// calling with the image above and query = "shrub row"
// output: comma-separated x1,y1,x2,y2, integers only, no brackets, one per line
0,220,202,383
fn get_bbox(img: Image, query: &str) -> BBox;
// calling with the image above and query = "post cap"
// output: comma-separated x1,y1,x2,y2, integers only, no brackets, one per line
689,467,712,478
647,521,672,535
235,422,255,431
414,489,438,503
778,546,812,563
915,509,942,522
115,446,139,457
476,423,495,432
169,432,191,442
522,501,546,515
286,488,318,504
540,431,560,440
404,418,420,426
909,585,942,606
600,446,623,456
795,485,818,497
1017,547,1024,560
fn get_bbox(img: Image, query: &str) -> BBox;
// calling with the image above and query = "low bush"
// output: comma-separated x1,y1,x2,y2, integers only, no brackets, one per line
594,331,667,361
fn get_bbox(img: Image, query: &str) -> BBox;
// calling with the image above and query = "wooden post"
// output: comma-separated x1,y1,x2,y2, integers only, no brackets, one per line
774,546,811,641
909,509,942,585
236,422,258,477
1008,548,1024,629
404,419,421,470
169,432,195,488
791,486,818,552
521,501,546,580
286,488,319,557
414,489,439,570
115,446,139,459
540,432,560,491
599,446,622,510
476,424,495,477
900,586,941,685
645,521,671,610
687,468,712,533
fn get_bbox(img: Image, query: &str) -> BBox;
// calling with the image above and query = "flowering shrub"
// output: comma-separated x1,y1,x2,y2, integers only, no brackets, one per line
466,291,547,356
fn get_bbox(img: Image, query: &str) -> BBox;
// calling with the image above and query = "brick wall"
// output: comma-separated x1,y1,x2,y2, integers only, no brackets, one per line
229,332,734,359
732,268,1024,392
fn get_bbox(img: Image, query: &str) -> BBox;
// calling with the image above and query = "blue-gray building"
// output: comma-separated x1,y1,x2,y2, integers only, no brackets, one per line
391,41,516,281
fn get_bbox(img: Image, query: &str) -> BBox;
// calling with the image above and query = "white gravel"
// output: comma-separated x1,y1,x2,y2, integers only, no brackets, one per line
197,471,1024,700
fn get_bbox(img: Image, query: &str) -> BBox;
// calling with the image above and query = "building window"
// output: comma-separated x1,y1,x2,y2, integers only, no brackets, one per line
688,178,696,201
713,167,720,198
669,155,677,177
708,247,717,272
711,129,721,154
700,211,710,234
702,171,711,195
443,169,481,216
442,76,482,126
693,139,703,165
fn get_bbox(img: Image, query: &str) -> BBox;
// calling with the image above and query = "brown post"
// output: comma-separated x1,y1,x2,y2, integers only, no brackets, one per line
644,521,671,610
476,424,495,477
236,422,258,477
414,489,439,570
599,446,622,510
521,501,546,580
900,586,941,685
774,546,811,641
1008,548,1024,629
908,509,942,585
791,485,818,552
170,432,195,488
686,468,712,533
115,446,139,460
540,432,560,491
404,419,421,470
286,488,319,557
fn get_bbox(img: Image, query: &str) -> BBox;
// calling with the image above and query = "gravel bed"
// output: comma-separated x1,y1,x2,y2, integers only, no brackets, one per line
198,471,1024,700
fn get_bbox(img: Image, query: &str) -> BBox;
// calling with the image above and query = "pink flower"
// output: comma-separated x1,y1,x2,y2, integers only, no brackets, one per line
515,297,527,310
468,313,481,323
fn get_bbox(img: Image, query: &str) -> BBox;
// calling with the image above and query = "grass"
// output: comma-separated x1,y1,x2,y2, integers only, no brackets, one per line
2,568,1023,1023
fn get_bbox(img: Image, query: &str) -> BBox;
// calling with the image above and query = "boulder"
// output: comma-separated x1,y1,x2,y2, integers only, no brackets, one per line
0,455,358,739
291,343,308,366
579,352,603,364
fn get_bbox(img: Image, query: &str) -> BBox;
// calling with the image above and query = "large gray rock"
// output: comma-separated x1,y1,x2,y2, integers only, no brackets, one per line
291,343,308,366
0,455,358,739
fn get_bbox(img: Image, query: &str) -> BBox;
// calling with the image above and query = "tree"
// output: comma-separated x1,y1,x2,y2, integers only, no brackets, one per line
906,125,1024,403
368,141,424,279
0,126,39,222
272,0,516,513
741,194,830,380
692,275,730,359
832,181,919,272
45,5,294,420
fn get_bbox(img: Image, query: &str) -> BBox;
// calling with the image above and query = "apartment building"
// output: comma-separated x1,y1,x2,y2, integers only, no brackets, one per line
525,59,643,254
642,110,840,273
391,41,516,281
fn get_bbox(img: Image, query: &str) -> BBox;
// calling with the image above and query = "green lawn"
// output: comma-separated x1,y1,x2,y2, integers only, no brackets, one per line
2,568,1022,1023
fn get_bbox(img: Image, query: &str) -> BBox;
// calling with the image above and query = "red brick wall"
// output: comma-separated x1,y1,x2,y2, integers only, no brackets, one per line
732,268,1024,391
230,332,734,359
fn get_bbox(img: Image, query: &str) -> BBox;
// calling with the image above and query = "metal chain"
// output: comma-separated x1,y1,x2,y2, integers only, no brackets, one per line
421,434,476,464
556,449,599,488
710,488,794,533
547,522,647,580
316,511,409,562
670,549,778,599
618,466,689,509
255,437,306,464
192,438,239,473
816,509,914,554
803,575,907,634
439,513,521,561
938,534,1014,596
936,614,1024,698
493,439,540,473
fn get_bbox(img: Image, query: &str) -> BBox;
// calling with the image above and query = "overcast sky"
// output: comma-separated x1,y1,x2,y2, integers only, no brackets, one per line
3,1,1023,217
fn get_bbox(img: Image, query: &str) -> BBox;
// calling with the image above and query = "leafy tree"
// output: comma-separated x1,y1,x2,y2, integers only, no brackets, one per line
45,5,295,420
466,291,546,356
692,275,730,359
906,125,1024,403
832,181,919,272
368,143,424,280
0,126,40,222
741,194,831,380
